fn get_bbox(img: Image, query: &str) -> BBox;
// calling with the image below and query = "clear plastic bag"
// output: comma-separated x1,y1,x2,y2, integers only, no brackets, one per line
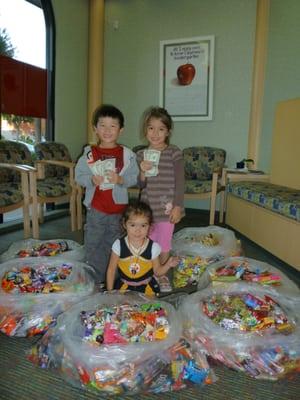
28,292,215,395
180,282,300,380
171,226,241,288
0,238,85,263
197,256,300,295
0,257,95,337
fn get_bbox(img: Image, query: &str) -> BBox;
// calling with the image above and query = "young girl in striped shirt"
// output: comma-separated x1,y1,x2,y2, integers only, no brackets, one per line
136,107,185,292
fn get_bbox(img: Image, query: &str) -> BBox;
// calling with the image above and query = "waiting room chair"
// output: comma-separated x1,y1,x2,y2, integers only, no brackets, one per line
0,140,38,238
183,146,226,224
31,142,77,237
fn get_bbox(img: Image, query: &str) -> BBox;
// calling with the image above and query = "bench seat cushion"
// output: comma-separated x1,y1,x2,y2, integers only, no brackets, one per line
228,181,300,222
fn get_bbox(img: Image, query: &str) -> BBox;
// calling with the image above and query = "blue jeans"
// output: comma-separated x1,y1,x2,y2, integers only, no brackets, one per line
84,208,122,283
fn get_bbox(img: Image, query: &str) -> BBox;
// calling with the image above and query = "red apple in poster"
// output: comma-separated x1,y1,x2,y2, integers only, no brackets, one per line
177,63,196,85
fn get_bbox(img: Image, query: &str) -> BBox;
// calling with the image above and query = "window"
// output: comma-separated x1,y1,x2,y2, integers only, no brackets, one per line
0,0,55,147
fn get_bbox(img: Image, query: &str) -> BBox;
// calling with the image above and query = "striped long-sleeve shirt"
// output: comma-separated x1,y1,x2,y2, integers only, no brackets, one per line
137,144,185,222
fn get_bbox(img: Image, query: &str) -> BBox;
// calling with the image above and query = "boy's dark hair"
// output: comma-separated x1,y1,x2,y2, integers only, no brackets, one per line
92,104,124,128
142,106,173,144
122,200,153,225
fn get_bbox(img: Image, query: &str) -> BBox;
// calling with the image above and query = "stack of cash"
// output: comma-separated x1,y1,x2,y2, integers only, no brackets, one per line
88,158,116,190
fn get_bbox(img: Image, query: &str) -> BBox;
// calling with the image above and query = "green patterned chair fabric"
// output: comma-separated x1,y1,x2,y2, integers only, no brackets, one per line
0,182,24,207
228,181,300,222
35,142,72,178
0,140,33,184
0,140,33,207
36,176,72,198
183,147,226,194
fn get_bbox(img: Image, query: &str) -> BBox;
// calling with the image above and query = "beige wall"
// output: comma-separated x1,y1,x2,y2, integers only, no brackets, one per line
103,0,256,172
51,0,89,160
260,0,300,172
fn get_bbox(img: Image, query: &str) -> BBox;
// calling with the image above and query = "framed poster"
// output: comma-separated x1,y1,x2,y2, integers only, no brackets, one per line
159,35,215,121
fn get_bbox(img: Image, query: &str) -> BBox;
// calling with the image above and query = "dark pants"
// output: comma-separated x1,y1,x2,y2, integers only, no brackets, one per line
84,208,122,283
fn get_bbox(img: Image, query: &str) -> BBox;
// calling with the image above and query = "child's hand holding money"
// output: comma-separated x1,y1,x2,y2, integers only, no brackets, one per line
106,170,123,185
92,175,105,186
140,160,153,173
142,149,161,177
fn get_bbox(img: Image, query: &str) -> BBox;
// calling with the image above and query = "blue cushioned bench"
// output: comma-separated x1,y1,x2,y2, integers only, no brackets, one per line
228,181,300,222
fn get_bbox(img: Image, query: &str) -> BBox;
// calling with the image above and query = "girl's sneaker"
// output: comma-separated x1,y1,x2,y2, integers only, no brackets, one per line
157,275,172,293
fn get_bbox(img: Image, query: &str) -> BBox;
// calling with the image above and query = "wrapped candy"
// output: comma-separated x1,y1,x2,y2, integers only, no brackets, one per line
180,283,300,380
0,257,94,337
28,292,215,395
197,257,300,295
171,227,241,288
0,238,85,263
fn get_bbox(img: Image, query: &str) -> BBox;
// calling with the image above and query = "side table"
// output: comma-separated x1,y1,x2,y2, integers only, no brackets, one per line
219,168,270,223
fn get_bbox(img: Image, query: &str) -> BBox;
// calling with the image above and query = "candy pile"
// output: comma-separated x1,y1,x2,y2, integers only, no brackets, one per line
0,239,85,263
172,227,241,288
197,257,300,294
202,292,294,334
0,257,94,337
180,283,300,380
211,263,280,285
186,232,220,246
17,240,69,258
173,256,208,288
28,292,214,394
81,303,169,345
1,263,72,293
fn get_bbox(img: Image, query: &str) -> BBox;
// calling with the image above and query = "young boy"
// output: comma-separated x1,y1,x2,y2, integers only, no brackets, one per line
75,104,139,285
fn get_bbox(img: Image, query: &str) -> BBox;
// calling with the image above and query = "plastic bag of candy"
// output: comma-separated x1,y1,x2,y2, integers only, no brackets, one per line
0,257,95,337
0,238,85,263
180,282,300,380
197,256,300,295
28,292,215,395
171,227,241,288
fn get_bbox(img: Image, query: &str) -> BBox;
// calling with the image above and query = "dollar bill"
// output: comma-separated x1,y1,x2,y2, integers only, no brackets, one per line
100,158,116,190
144,149,160,177
88,158,116,190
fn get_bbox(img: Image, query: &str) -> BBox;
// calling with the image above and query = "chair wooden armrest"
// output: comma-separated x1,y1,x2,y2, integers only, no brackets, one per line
0,163,31,174
35,159,75,168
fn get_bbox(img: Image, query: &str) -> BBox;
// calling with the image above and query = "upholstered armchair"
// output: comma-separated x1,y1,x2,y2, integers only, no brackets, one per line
32,142,77,236
183,146,226,224
0,140,38,238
